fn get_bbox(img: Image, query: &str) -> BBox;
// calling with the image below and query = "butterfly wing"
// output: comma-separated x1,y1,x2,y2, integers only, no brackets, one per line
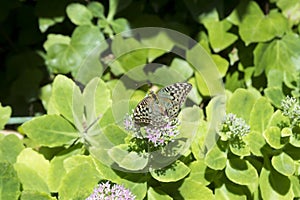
133,92,168,127
157,82,192,118
133,96,153,125
133,83,192,127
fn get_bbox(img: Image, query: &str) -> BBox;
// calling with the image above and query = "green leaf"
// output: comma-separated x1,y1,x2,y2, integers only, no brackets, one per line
14,148,50,193
108,144,148,171
103,125,127,145
187,78,203,105
21,115,78,147
169,58,194,80
205,143,227,170
0,134,24,164
291,176,300,197
0,162,20,200
233,1,288,45
111,36,148,72
225,71,245,91
99,107,115,127
267,69,284,88
264,87,286,108
39,84,52,110
268,110,290,128
150,161,190,182
215,181,248,200
38,17,64,33
66,3,93,25
191,120,207,160
179,179,214,200
277,0,300,25
249,97,274,132
186,43,224,97
58,162,99,200
259,167,294,200
48,149,81,192
253,33,300,86
188,160,214,186
211,54,229,77
290,134,300,147
244,131,265,157
225,158,258,185
48,75,82,124
0,103,11,130
229,143,250,157
87,1,105,18
204,20,238,52
43,34,70,52
92,157,120,181
272,152,296,176
21,190,56,200
263,126,285,149
147,187,172,200
227,89,257,122
118,176,147,200
83,77,112,125
46,26,105,75
110,18,130,34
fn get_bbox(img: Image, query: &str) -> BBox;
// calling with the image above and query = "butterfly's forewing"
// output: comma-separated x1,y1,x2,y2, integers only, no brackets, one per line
157,82,192,118
133,96,153,125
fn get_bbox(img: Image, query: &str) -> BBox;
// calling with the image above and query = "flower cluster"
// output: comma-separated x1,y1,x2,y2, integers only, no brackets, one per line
144,119,180,147
281,96,300,127
219,113,250,141
86,181,135,200
124,114,180,147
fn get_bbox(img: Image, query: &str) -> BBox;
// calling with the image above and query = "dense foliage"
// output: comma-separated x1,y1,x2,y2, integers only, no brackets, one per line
1,0,300,199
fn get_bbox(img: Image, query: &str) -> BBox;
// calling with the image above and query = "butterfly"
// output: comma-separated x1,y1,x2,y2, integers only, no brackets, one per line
133,82,192,127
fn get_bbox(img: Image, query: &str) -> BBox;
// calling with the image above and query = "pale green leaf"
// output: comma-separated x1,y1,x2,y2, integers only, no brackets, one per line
204,20,238,52
0,103,11,130
259,167,294,200
14,148,50,193
249,97,274,132
227,89,257,122
225,159,258,185
66,3,93,25
82,77,112,129
244,131,265,157
108,144,148,171
263,126,285,149
87,2,105,18
58,162,99,200
147,187,172,200
47,75,82,124
277,0,300,25
0,162,20,200
272,152,296,176
21,190,56,200
235,1,288,45
150,161,190,182
21,115,78,147
43,34,70,52
205,143,227,170
0,134,24,164
179,179,214,200
253,33,300,87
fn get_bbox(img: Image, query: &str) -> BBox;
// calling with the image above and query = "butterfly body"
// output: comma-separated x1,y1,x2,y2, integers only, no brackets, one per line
133,82,192,127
